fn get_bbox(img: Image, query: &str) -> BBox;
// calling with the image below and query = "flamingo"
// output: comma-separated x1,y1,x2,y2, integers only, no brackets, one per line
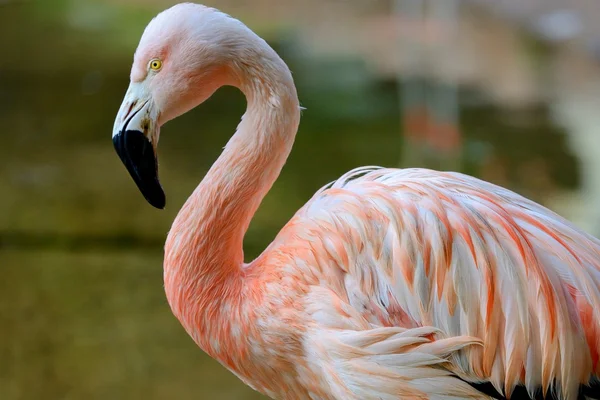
111,3,600,399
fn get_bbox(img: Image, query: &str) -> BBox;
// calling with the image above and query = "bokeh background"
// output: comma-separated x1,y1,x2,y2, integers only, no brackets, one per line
1,0,600,398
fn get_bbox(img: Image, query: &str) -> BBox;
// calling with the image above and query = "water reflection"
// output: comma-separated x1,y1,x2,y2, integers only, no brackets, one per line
1,249,265,400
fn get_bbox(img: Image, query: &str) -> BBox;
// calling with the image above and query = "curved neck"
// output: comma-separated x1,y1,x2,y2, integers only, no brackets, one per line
163,51,300,344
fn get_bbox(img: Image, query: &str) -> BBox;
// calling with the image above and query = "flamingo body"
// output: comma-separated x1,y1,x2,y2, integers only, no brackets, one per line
111,4,600,399
251,167,600,399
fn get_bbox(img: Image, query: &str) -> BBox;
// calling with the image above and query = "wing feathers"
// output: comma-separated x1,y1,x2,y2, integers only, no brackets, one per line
292,167,600,399
306,325,487,399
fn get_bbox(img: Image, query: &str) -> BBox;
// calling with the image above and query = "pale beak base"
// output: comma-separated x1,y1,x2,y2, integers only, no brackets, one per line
113,84,165,209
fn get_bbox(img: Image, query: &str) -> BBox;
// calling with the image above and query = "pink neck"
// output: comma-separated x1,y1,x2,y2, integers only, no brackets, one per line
163,55,300,349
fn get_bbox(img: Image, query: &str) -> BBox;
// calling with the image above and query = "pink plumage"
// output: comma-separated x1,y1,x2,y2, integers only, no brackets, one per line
111,3,600,399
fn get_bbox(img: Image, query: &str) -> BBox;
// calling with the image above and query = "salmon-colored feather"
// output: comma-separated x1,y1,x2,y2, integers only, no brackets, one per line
111,3,600,399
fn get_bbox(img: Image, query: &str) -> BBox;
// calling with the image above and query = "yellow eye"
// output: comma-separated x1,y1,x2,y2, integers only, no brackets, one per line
149,59,162,71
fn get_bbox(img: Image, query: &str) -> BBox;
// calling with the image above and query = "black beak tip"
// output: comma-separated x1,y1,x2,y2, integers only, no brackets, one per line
147,191,166,210
113,129,166,210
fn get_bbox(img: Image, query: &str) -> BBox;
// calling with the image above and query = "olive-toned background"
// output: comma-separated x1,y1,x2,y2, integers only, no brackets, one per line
1,0,596,398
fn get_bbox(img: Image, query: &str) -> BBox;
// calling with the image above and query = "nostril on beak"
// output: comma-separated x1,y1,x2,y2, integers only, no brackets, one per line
122,100,138,123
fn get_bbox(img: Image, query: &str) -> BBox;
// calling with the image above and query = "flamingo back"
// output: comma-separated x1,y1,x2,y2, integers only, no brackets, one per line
262,167,600,399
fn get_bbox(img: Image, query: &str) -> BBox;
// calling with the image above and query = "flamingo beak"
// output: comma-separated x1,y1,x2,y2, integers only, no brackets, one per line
113,83,165,209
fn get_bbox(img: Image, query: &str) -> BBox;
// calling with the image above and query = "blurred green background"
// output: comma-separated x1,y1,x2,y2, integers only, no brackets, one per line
1,0,599,398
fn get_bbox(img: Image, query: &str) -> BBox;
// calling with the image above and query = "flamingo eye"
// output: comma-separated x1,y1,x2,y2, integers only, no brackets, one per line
149,59,162,71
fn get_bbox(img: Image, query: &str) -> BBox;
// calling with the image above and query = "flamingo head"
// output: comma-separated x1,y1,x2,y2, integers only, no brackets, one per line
112,3,251,209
